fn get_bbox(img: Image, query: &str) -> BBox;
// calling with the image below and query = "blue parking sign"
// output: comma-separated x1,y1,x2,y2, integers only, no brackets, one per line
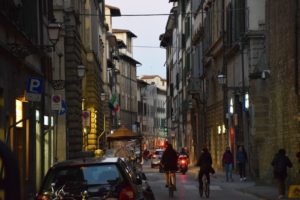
27,77,43,94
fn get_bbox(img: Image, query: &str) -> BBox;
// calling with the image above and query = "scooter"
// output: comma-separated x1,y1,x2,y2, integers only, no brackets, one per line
178,154,188,174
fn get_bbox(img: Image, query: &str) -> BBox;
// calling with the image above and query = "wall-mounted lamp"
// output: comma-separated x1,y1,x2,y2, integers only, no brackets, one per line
100,93,107,101
217,73,227,85
7,22,62,58
77,65,86,78
47,22,62,47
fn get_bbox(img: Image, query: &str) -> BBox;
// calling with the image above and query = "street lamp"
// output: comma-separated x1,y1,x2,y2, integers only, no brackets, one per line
100,93,106,101
6,22,62,57
77,65,87,78
47,22,62,47
217,73,227,85
96,93,108,149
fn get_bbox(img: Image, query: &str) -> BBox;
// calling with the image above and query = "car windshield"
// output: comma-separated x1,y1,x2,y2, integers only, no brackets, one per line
42,164,123,192
155,150,164,155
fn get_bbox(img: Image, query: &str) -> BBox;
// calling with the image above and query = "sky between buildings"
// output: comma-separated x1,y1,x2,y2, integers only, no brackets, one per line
106,0,173,79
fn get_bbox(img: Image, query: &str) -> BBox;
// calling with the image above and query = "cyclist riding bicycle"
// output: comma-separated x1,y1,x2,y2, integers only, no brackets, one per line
196,147,214,190
161,142,178,190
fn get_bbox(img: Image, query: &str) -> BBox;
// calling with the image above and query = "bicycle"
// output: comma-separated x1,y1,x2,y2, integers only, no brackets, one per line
166,170,176,198
199,173,209,198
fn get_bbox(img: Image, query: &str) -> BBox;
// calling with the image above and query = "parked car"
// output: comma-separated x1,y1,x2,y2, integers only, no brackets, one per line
136,171,155,200
35,157,143,200
150,149,164,169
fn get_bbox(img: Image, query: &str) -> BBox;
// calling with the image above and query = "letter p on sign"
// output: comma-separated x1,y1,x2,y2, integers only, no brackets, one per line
27,78,43,94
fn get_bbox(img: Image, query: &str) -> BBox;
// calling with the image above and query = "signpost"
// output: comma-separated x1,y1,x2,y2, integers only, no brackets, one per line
25,77,43,102
51,95,62,110
82,110,91,127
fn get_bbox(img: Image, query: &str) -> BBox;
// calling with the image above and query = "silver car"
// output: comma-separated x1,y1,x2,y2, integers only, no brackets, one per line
150,149,165,169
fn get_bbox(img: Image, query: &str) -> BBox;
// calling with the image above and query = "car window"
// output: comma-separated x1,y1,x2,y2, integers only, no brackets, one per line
155,150,164,156
42,164,123,192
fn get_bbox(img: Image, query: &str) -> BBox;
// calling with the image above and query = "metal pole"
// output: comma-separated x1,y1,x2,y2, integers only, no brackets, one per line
97,115,106,149
54,111,58,162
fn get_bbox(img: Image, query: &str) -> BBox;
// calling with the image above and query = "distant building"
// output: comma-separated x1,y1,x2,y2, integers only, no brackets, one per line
113,29,140,131
137,77,167,149
139,75,167,91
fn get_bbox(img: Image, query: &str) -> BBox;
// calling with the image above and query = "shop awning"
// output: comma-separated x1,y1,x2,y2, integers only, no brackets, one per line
107,127,141,140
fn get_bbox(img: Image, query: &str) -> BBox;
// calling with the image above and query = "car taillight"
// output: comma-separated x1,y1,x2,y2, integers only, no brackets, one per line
181,160,186,164
119,185,135,200
36,194,49,200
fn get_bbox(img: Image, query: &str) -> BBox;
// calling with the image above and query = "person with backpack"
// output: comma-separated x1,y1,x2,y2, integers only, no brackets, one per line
271,148,293,199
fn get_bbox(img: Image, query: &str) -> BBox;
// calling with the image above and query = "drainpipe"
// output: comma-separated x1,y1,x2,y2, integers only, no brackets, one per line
39,0,45,182
295,0,299,95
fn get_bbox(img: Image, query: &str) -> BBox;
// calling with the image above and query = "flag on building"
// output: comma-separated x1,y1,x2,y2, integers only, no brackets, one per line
109,94,119,112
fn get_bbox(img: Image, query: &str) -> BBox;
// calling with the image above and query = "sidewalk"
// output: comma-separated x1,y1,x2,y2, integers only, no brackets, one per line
189,167,279,200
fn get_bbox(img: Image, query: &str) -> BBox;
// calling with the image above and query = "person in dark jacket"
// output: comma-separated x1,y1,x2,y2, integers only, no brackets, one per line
271,148,293,199
236,145,248,181
222,146,234,182
161,143,178,188
196,147,213,189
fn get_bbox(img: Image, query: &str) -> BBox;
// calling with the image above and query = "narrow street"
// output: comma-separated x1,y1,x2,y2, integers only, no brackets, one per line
142,161,262,200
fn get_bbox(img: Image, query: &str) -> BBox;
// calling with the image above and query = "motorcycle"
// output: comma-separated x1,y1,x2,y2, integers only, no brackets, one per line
178,154,188,174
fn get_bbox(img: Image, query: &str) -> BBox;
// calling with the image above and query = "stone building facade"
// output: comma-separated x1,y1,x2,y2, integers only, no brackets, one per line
253,0,300,183
113,29,140,131
162,0,300,185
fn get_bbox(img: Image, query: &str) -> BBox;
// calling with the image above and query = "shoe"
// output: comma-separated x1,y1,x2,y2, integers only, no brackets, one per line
165,184,168,188
240,178,243,182
243,177,247,181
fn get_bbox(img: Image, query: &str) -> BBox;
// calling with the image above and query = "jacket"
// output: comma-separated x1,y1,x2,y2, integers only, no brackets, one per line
222,150,233,165
271,152,292,179
197,151,212,172
161,147,178,171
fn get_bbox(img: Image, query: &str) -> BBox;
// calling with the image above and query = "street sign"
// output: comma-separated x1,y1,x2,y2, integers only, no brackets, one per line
25,91,41,102
51,95,62,110
25,77,44,102
82,110,91,127
27,77,43,94
59,100,67,115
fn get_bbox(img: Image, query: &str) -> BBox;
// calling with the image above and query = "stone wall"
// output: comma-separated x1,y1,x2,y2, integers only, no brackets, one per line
259,0,300,183
65,22,84,159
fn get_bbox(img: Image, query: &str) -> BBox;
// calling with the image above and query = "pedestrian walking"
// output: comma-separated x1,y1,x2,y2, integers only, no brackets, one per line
236,145,248,181
271,148,293,199
222,146,234,182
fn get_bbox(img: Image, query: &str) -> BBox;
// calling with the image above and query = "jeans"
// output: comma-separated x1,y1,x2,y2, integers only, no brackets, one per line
224,163,233,181
238,162,246,178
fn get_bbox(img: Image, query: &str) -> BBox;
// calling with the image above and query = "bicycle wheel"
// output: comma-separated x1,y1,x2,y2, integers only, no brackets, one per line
199,175,205,197
204,177,210,198
169,186,174,198
168,171,175,198
199,184,203,197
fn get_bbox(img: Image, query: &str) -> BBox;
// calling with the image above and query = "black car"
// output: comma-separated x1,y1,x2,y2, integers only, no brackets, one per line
35,157,143,200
